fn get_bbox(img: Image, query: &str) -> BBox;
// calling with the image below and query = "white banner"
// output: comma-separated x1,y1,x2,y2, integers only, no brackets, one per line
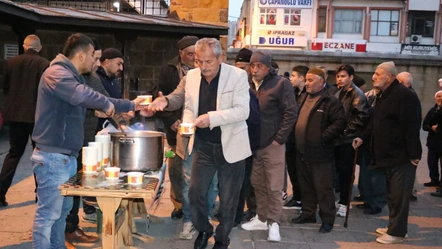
258,0,313,9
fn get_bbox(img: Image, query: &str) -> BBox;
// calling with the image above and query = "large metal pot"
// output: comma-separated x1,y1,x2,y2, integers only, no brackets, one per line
110,131,165,172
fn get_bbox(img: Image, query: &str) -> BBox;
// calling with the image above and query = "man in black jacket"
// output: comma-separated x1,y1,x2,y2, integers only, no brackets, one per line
334,64,370,217
0,34,49,208
353,61,422,244
284,65,309,210
291,68,346,233
241,51,297,242
157,36,198,228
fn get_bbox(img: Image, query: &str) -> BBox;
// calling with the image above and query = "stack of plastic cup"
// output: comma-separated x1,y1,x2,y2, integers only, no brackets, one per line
82,146,99,173
95,134,111,167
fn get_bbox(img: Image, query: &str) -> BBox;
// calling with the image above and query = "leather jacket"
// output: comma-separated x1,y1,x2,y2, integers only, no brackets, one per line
334,82,370,144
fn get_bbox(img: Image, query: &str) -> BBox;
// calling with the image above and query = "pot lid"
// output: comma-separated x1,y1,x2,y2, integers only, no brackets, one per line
109,131,165,138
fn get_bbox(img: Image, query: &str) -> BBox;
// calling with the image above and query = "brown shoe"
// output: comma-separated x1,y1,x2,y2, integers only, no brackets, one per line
65,240,76,249
65,228,98,243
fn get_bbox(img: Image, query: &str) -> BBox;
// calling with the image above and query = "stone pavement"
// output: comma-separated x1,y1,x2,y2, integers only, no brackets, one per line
0,130,442,249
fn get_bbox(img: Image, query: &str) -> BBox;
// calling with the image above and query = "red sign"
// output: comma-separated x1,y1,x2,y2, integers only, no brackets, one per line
311,39,366,53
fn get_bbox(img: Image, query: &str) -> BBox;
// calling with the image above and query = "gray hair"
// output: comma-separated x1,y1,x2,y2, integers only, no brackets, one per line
195,38,222,58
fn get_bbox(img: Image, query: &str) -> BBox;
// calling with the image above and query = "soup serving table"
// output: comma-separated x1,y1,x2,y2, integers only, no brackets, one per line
59,164,165,249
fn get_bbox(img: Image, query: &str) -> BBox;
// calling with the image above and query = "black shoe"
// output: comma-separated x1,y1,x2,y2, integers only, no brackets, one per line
283,199,302,210
171,208,183,220
291,215,316,224
356,203,370,209
410,194,418,202
424,181,440,187
353,194,364,201
430,191,442,198
0,200,8,208
319,222,333,233
194,231,213,249
212,241,228,249
242,209,256,222
363,207,382,215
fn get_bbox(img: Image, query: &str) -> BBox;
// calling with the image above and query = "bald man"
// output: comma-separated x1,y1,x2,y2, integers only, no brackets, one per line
0,34,49,207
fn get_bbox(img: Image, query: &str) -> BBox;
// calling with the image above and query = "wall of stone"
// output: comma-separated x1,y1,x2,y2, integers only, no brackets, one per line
227,49,442,117
169,0,229,27
0,24,181,108
169,0,229,58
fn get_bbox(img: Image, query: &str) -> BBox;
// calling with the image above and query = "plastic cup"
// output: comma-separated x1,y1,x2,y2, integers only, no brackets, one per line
127,172,144,185
88,142,103,170
95,134,110,166
138,95,153,106
104,167,121,180
180,123,195,135
82,146,98,173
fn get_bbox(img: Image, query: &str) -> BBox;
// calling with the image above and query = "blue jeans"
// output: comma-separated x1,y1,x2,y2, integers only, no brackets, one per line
32,149,77,249
182,151,218,223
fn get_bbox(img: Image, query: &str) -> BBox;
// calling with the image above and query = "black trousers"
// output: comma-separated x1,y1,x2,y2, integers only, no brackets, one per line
286,147,301,201
235,155,256,223
296,153,336,224
65,150,95,233
427,148,442,183
0,122,36,201
385,163,416,237
189,140,244,245
335,143,356,205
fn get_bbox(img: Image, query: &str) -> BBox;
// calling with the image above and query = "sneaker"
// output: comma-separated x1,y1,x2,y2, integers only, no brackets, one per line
336,204,347,217
282,191,288,201
267,222,281,242
376,234,405,244
241,215,268,231
179,222,195,240
83,213,97,223
283,199,302,210
376,227,408,238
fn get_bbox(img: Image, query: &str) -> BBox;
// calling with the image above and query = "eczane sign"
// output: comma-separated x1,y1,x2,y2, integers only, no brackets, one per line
311,39,367,53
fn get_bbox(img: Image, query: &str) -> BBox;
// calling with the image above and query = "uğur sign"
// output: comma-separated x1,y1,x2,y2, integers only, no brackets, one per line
311,39,367,53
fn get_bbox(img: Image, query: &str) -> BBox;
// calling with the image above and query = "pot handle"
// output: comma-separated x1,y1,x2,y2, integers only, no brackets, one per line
119,137,135,143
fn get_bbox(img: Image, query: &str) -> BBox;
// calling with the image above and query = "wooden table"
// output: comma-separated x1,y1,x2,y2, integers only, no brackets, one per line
59,164,165,249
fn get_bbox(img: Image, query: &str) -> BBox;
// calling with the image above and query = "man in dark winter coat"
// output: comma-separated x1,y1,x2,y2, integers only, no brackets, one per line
291,68,346,233
0,34,49,208
241,51,297,242
353,61,422,244
158,35,199,238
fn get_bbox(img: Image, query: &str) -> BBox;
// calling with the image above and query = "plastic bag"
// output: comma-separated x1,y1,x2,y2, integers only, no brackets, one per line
97,120,134,135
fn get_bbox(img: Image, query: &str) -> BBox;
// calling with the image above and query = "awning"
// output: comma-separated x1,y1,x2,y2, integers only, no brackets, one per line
0,0,228,36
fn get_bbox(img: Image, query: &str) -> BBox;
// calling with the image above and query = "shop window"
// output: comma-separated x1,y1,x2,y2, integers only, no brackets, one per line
284,9,301,26
408,11,435,37
318,7,327,32
333,9,363,34
260,8,277,25
370,10,399,36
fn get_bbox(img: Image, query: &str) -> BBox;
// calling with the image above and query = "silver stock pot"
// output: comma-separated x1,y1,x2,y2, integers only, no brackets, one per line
110,131,165,172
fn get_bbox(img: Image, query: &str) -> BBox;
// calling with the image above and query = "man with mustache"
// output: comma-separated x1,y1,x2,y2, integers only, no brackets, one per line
95,48,125,132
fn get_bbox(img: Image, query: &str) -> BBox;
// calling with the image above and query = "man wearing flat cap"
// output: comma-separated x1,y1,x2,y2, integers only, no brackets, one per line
291,68,346,233
157,35,199,237
353,61,422,244
241,51,297,242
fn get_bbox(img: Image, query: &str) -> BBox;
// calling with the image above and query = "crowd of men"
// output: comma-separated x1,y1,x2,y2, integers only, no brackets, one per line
0,33,441,249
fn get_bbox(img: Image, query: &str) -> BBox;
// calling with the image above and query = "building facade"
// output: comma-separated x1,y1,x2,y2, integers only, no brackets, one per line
234,0,442,56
